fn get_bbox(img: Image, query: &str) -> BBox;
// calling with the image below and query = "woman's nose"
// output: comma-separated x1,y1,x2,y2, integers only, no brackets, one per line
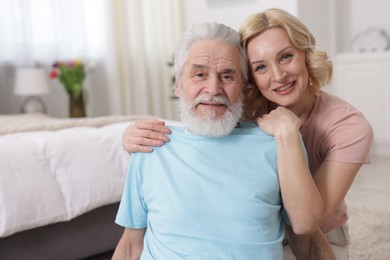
271,65,287,82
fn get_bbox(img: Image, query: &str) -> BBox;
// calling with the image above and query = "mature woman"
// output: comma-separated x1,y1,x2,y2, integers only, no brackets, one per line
122,8,373,259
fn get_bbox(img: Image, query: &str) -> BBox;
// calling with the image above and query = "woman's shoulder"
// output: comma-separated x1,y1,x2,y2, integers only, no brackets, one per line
310,91,373,135
315,91,368,121
302,91,373,165
318,91,359,110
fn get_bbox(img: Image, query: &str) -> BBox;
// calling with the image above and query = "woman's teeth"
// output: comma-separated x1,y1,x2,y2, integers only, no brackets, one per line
275,83,293,92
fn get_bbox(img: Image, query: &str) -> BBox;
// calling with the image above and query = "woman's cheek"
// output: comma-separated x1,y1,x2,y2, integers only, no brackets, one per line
254,79,267,93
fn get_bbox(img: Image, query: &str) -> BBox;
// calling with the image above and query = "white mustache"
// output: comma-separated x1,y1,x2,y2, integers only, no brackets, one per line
193,95,229,107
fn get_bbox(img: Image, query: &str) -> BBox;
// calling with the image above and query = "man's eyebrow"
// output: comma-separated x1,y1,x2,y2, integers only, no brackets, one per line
190,64,208,70
220,68,237,74
189,64,237,74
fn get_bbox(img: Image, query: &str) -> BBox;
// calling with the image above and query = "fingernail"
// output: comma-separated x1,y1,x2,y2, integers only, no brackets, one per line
154,140,163,146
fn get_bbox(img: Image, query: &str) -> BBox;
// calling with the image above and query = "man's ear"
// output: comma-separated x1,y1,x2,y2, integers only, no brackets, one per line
174,80,181,97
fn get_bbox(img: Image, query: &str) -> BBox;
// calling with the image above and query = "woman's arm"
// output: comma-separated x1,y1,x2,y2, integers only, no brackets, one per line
258,106,366,258
257,107,362,230
122,119,171,153
284,224,335,260
112,228,146,260
257,107,324,234
313,161,361,224
321,200,348,233
284,159,361,260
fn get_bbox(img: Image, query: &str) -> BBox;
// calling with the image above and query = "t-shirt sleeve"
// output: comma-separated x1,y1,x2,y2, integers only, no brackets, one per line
324,111,374,164
115,153,148,228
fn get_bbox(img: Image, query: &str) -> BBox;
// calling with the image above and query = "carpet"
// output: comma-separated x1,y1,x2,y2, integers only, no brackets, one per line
348,205,390,260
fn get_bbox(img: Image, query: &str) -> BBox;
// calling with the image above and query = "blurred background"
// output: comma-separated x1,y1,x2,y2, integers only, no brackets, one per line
0,0,389,155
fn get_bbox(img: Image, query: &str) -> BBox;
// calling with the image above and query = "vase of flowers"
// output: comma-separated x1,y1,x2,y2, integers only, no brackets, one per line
49,59,94,117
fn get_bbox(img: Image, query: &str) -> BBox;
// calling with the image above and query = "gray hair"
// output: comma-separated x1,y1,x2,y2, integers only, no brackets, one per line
174,22,248,84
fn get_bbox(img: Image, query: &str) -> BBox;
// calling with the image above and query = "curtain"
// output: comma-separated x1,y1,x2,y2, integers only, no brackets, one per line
0,0,108,116
0,0,183,119
105,0,183,119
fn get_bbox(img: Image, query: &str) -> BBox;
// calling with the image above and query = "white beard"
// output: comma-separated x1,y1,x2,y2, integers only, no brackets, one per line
178,94,243,137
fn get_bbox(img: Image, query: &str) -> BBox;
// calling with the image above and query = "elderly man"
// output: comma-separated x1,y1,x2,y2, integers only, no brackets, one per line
112,22,325,260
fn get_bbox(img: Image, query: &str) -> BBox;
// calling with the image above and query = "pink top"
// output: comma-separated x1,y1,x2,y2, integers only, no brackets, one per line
300,91,374,174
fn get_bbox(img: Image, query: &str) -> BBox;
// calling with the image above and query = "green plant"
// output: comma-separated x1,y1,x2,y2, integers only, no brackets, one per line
49,59,94,100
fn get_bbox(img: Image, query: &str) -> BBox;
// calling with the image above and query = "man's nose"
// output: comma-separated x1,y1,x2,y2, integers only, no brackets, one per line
204,76,223,95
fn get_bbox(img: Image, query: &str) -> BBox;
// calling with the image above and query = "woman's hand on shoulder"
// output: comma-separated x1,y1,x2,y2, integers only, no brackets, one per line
122,119,171,153
256,106,302,137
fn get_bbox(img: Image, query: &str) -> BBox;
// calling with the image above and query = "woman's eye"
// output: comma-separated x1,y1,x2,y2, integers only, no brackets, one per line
280,53,293,63
254,64,266,73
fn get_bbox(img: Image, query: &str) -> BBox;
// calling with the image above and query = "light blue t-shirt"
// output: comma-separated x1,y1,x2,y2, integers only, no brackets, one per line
116,122,284,259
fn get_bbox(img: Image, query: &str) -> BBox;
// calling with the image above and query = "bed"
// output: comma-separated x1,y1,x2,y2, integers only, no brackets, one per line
0,113,163,260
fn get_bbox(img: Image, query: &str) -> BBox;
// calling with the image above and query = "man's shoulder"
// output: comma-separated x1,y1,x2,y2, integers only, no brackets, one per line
165,122,273,143
233,122,271,137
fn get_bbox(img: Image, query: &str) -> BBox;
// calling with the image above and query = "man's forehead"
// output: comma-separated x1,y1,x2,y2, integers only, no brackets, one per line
186,40,241,71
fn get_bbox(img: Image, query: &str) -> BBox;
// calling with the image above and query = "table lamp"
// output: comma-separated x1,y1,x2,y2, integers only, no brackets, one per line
14,68,50,113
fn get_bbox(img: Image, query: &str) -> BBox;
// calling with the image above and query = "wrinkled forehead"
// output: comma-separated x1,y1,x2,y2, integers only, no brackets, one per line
185,39,241,73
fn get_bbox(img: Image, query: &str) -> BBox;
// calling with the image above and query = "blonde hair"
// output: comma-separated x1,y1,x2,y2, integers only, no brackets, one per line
239,8,333,120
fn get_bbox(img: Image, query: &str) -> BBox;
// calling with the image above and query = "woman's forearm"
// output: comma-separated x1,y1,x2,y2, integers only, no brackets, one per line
275,129,324,234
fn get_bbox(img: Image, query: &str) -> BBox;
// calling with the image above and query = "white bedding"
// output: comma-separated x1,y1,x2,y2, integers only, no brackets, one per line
0,114,183,238
0,121,132,237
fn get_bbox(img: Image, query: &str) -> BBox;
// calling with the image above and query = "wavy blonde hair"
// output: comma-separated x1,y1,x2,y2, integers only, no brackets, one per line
239,8,333,120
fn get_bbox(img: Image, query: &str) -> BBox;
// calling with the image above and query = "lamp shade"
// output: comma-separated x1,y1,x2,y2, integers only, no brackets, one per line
14,68,50,96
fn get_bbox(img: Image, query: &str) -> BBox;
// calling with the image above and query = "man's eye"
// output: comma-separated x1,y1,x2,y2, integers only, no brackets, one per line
221,74,234,82
195,72,205,78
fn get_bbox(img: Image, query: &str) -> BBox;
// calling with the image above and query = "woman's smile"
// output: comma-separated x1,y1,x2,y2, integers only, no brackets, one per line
274,81,295,95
